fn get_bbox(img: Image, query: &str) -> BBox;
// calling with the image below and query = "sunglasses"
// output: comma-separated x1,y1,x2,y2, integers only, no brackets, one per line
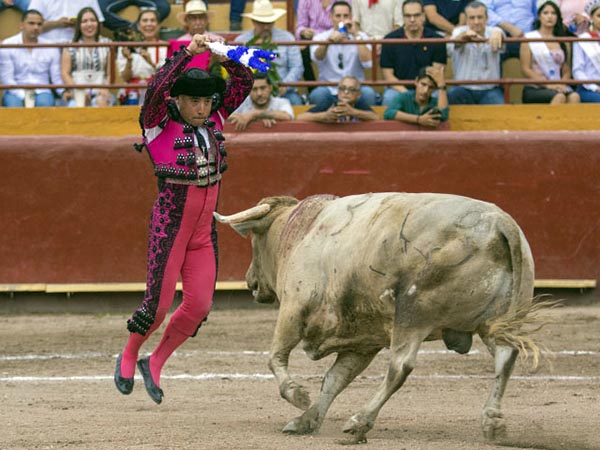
338,53,344,70
338,85,360,93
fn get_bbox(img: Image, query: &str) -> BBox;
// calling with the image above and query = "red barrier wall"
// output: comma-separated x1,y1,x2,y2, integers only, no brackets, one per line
0,130,598,284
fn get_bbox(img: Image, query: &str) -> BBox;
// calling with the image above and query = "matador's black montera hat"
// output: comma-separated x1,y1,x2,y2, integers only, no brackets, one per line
170,68,226,98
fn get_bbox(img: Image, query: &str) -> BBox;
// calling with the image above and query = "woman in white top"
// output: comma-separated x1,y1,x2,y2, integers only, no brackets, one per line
117,8,167,105
573,0,600,102
61,7,113,107
520,1,580,104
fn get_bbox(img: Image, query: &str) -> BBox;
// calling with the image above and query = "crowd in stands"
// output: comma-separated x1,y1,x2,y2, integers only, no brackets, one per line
2,0,600,126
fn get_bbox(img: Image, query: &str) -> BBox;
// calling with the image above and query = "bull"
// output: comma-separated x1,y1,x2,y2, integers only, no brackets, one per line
215,192,550,444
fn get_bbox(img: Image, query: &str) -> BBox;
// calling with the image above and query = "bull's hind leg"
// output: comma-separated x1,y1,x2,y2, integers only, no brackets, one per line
269,304,311,411
480,336,518,441
282,350,379,435
342,327,432,445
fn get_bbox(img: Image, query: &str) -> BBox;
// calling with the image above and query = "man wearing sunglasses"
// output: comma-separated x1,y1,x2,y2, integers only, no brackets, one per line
297,75,378,122
309,1,377,108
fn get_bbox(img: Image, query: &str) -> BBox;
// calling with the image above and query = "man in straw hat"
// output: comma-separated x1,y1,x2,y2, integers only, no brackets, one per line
235,0,304,105
114,34,253,405
177,0,221,41
169,0,225,68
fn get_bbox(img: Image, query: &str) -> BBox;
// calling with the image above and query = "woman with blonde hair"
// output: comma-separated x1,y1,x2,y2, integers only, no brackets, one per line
61,7,113,107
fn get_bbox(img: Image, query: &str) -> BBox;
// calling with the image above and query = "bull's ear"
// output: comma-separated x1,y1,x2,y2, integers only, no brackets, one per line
214,204,272,237
230,220,262,237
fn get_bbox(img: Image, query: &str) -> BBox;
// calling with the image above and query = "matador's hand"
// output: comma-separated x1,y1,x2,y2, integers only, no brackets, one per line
188,34,210,55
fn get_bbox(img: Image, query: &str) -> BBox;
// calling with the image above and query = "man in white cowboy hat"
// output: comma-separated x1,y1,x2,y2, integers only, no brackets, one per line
168,0,224,69
234,0,304,105
177,0,221,41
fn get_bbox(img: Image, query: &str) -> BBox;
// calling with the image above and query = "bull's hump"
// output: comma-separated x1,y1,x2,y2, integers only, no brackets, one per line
280,194,338,248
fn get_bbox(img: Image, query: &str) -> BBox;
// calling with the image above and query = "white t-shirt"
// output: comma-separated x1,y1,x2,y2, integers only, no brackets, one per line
233,95,294,118
117,45,167,80
28,0,105,43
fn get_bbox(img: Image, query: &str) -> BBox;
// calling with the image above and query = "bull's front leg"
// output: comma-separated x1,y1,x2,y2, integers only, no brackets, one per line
283,350,379,435
268,305,311,411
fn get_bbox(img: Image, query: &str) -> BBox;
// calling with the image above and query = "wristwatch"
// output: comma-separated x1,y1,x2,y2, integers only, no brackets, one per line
438,85,447,90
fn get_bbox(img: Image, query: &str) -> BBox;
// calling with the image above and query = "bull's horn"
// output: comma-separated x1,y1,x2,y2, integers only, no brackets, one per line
213,204,271,224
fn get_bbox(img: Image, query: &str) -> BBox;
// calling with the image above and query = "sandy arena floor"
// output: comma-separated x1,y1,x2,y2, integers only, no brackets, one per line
0,303,598,450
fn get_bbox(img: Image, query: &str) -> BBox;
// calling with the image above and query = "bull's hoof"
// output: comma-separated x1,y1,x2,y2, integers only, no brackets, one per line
482,408,507,441
281,381,311,411
335,435,368,445
282,408,322,435
341,414,373,445
282,415,316,435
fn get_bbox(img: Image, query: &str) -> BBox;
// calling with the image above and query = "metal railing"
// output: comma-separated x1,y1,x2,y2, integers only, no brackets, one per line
1,35,600,103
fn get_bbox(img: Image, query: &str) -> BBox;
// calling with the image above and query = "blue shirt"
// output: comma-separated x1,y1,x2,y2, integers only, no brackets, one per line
482,0,537,33
380,27,447,82
307,95,374,114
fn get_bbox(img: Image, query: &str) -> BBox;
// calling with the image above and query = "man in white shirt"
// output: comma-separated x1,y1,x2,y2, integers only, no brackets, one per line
310,1,377,107
27,0,104,43
447,1,505,104
0,9,64,107
228,72,294,130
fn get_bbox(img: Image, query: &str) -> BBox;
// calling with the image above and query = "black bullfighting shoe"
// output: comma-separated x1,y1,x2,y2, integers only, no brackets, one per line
114,353,134,395
137,356,164,404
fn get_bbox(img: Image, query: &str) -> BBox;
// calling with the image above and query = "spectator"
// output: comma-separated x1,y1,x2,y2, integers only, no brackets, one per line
228,72,294,130
28,0,104,43
0,9,64,107
0,0,31,13
520,0,580,104
97,0,170,34
447,0,505,104
297,75,378,122
296,0,336,40
117,7,166,105
168,1,224,70
482,0,537,58
352,0,403,41
235,0,304,105
296,0,335,89
556,0,590,34
310,1,377,107
61,6,113,107
424,0,469,35
383,65,449,127
230,0,245,31
380,0,446,107
572,0,600,102
177,0,218,40
231,0,300,31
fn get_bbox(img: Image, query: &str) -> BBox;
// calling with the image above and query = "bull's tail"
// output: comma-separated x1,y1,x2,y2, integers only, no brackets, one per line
484,214,559,368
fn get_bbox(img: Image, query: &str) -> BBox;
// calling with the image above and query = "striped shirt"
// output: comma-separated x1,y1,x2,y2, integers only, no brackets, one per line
296,0,352,39
447,25,504,90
